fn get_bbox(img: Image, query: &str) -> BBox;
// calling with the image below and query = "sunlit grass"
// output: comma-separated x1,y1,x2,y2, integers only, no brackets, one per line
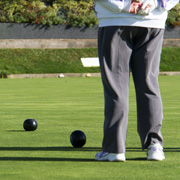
0,76,179,180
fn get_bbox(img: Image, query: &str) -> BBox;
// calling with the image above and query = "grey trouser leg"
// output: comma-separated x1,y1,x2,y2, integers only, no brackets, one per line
98,26,164,153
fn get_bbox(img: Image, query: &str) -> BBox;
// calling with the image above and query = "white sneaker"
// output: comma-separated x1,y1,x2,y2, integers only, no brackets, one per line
95,151,126,162
147,143,165,161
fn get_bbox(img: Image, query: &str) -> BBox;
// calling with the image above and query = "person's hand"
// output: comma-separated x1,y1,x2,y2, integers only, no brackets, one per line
137,0,158,15
130,0,142,14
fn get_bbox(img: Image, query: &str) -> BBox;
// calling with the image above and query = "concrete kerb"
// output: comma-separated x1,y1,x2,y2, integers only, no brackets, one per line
7,73,101,79
0,39,98,49
159,72,180,76
6,72,180,79
0,39,180,49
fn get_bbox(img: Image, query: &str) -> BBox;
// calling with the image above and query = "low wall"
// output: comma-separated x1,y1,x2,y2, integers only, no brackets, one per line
0,23,98,39
0,23,179,48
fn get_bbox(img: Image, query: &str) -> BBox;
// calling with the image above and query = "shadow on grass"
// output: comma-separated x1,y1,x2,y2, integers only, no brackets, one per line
0,157,95,162
126,157,147,161
163,148,180,152
0,146,141,152
126,147,142,152
0,157,150,162
126,147,180,152
0,147,143,152
0,147,179,152
0,146,101,152
6,130,25,132
127,147,180,152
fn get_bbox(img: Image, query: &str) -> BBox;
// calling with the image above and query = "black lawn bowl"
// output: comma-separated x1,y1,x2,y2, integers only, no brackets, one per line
23,119,38,131
70,130,86,148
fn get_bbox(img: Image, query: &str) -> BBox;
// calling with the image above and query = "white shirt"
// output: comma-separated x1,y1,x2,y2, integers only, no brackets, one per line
94,0,179,29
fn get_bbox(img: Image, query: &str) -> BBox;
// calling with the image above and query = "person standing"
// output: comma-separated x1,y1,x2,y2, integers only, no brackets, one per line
94,0,179,162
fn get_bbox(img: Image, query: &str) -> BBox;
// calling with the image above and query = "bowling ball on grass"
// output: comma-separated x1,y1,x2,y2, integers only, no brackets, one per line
23,119,38,131
70,130,86,148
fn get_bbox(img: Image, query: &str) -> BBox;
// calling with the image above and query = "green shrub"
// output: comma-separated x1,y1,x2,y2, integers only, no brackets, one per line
0,0,179,27
0,69,9,78
166,3,180,27
57,0,97,27
0,0,98,27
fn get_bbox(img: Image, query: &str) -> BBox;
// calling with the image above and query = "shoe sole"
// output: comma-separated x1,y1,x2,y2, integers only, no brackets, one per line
147,155,165,161
109,159,125,162
95,155,126,162
95,159,125,162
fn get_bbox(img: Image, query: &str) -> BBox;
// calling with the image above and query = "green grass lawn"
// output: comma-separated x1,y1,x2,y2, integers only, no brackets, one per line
0,76,179,180
0,47,180,75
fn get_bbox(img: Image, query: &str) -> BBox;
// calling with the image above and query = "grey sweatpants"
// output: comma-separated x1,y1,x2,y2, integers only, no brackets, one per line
98,26,164,153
